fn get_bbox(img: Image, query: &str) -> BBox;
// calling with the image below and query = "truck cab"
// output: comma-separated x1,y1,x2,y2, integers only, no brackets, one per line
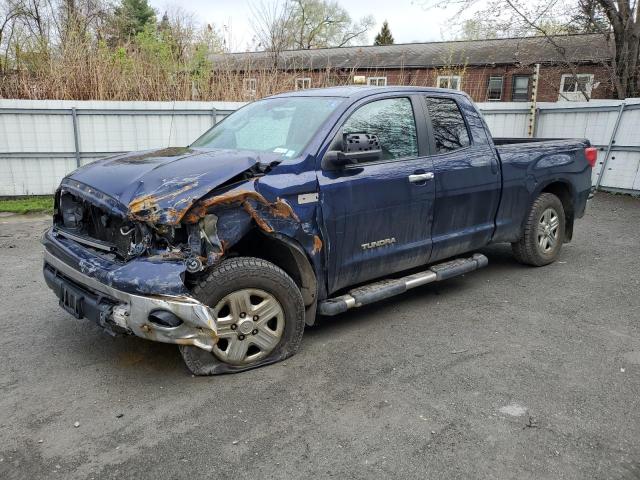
314,88,501,292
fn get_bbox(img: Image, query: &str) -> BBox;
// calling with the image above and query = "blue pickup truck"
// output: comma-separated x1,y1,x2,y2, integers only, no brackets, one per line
43,86,596,374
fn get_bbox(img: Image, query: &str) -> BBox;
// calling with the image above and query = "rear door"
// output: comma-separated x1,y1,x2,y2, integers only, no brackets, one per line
421,94,501,262
318,94,436,294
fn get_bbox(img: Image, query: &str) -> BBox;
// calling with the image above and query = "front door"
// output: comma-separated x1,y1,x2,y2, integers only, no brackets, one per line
318,95,436,294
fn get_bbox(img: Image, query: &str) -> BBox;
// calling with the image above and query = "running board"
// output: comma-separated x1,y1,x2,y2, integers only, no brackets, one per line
318,253,488,316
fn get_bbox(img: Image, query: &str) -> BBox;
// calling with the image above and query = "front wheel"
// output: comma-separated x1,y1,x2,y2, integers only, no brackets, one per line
179,257,305,375
512,192,565,266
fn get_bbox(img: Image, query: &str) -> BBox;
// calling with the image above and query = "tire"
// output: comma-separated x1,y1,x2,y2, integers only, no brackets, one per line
179,257,305,375
511,192,565,267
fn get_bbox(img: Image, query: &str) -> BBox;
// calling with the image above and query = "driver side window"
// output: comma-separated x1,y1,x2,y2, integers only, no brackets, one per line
342,97,418,161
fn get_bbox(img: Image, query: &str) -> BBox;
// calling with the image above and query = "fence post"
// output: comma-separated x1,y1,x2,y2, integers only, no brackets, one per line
71,107,81,168
528,63,540,138
532,107,541,138
595,102,625,190
211,107,217,127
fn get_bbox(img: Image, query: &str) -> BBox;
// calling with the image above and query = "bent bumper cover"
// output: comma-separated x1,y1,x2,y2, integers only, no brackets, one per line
43,249,219,351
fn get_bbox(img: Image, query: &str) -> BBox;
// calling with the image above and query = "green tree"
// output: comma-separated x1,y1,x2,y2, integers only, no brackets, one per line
374,20,394,45
113,0,156,41
158,11,170,35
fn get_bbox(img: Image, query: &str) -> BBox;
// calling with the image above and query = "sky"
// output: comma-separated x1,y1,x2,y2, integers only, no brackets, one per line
147,0,472,52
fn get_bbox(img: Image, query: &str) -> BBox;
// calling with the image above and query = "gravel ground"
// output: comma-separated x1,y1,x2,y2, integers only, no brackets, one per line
0,192,639,480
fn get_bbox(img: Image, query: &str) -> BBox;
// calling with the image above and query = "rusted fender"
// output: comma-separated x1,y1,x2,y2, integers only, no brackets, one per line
183,187,300,231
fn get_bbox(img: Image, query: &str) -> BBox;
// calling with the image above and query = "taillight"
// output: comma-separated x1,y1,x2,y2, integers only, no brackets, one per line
585,147,597,168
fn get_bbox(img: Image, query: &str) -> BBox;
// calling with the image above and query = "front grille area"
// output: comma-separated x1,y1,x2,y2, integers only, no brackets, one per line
55,191,142,259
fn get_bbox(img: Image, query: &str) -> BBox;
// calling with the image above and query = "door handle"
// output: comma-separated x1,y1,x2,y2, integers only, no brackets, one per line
408,172,434,183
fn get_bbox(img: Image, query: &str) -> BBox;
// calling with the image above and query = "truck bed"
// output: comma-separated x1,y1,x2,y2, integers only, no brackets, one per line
490,137,592,245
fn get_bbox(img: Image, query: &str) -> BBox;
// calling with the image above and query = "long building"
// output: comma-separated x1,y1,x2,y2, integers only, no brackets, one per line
210,33,615,102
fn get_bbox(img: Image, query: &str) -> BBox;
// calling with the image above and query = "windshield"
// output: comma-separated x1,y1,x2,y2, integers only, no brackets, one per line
191,96,343,158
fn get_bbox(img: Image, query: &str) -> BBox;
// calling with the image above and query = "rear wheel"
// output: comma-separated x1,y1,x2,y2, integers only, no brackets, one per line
512,193,565,266
179,257,305,375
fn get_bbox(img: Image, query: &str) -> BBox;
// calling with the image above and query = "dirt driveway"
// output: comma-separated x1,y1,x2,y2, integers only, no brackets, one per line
0,192,639,479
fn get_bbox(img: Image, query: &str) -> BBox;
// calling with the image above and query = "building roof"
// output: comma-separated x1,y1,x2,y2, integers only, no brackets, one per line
211,33,612,71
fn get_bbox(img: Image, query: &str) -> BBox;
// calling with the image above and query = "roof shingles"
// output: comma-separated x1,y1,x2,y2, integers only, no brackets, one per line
211,34,611,71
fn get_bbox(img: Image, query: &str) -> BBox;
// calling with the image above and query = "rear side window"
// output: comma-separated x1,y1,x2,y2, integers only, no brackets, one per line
342,97,418,161
425,97,471,154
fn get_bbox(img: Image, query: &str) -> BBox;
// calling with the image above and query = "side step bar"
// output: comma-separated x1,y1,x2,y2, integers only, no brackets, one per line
318,253,488,316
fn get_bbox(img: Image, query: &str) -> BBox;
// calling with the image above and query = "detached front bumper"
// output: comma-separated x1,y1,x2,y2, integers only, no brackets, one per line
42,229,219,351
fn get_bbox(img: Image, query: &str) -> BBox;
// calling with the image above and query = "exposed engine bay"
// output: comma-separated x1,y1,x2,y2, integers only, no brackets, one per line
55,189,225,274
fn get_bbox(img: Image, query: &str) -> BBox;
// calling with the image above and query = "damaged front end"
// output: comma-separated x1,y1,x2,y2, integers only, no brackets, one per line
43,158,319,353
126,184,301,276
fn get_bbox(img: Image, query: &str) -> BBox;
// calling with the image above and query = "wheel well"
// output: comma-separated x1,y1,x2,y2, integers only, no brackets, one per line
227,230,317,307
541,181,575,241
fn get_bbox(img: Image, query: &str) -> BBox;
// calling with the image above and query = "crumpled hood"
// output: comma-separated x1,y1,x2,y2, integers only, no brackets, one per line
63,147,261,224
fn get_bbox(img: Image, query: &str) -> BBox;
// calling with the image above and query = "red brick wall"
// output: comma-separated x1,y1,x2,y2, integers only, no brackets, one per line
289,63,614,102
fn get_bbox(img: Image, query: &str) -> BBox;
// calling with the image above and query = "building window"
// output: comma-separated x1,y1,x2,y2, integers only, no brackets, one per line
424,97,471,154
436,75,462,90
296,78,311,90
511,75,531,101
367,77,387,86
559,73,594,101
243,78,257,95
486,76,504,101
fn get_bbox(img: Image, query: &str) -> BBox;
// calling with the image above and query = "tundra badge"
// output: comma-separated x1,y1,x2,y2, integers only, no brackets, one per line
361,238,396,250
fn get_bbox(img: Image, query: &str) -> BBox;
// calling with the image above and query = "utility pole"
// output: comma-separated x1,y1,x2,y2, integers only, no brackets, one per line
528,63,540,138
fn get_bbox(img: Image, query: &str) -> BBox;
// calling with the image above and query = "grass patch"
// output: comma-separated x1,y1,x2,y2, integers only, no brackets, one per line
0,195,54,215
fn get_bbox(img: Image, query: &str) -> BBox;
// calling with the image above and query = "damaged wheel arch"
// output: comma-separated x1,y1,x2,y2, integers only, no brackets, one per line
226,230,319,325
172,181,324,322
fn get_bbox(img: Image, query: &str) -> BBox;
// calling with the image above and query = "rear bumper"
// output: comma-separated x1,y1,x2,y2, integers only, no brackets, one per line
43,229,219,351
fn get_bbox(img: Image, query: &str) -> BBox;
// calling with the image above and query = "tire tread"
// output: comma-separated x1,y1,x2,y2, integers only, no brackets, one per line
512,192,565,267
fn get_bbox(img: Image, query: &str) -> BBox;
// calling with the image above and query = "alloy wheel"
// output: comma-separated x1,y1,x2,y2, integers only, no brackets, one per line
537,207,560,253
211,288,284,365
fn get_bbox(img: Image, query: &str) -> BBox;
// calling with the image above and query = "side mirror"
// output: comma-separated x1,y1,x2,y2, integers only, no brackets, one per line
322,133,383,169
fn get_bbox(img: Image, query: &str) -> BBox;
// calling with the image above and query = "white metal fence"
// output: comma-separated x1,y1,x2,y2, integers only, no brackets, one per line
0,99,243,196
477,99,640,192
1,98,639,196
